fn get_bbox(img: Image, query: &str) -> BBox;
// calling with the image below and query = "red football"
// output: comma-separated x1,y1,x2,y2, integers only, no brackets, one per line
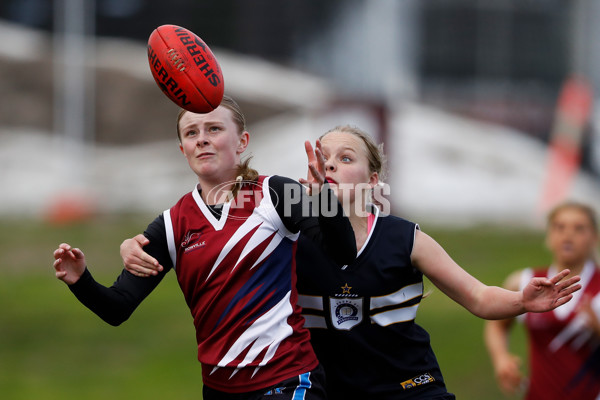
147,24,224,113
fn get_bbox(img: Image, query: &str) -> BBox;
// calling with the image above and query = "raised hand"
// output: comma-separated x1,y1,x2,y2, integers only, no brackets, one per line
121,234,163,277
299,139,326,195
53,243,86,285
522,269,581,313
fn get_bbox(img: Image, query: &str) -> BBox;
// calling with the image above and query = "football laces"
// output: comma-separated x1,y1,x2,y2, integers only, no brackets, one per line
167,49,186,72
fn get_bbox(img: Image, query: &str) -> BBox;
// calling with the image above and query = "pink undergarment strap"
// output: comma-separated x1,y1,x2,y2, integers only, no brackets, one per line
367,212,375,233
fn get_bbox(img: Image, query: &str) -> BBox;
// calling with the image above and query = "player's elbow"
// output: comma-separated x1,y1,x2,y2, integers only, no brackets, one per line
96,308,134,326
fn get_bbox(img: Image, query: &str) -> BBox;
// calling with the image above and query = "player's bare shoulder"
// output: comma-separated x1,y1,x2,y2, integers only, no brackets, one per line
503,269,525,291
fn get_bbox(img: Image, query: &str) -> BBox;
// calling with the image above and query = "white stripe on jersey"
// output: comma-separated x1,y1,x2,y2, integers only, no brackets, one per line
206,177,299,281
163,209,177,270
371,303,420,326
298,295,327,329
208,211,264,280
370,282,423,310
192,185,230,231
303,315,327,329
213,291,294,373
298,294,324,311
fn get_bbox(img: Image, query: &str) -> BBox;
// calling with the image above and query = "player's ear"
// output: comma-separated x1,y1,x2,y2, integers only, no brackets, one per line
369,171,379,189
179,143,184,155
237,131,249,154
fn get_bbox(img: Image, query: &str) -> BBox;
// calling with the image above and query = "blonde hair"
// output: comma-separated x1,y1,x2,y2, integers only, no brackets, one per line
320,125,387,181
547,201,598,233
176,95,259,197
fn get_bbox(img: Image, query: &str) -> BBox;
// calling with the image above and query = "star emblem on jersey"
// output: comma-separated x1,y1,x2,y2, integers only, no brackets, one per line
341,283,352,294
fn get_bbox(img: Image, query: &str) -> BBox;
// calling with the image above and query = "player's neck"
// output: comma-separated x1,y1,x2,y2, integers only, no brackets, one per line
554,259,588,277
197,178,236,205
348,206,370,250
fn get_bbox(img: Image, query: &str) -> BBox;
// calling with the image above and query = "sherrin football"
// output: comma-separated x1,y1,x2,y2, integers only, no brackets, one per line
147,24,224,113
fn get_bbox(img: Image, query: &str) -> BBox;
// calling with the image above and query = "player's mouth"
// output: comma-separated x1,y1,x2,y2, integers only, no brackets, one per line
560,242,574,251
196,152,215,159
325,177,337,185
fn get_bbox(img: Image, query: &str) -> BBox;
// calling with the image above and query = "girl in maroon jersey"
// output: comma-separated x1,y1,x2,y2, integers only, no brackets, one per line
53,96,356,400
485,202,600,400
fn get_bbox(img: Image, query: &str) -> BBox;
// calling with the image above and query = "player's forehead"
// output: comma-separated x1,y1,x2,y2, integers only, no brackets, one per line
179,106,234,127
321,131,367,155
551,208,592,224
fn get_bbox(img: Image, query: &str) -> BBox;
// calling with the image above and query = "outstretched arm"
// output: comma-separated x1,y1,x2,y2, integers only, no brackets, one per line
52,220,170,325
411,230,581,319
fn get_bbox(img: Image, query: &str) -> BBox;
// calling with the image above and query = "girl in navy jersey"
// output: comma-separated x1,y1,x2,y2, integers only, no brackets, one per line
485,202,600,400
52,96,356,400
122,125,582,400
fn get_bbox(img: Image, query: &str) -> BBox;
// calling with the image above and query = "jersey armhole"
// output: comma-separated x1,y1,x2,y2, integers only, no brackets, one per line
410,223,421,256
263,176,299,240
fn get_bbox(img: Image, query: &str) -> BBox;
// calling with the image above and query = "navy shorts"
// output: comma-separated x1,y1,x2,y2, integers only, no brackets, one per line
202,364,327,400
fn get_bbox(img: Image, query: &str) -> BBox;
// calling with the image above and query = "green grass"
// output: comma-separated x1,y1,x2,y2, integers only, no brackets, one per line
0,217,550,399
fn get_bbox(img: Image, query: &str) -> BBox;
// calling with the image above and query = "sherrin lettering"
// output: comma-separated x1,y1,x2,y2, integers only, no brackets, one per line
147,24,224,113
174,27,222,87
147,45,192,107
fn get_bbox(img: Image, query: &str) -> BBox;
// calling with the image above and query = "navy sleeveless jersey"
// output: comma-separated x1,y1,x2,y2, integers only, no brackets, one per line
296,209,452,399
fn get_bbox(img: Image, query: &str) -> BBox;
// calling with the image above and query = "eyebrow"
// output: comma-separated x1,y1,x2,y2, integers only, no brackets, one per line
180,120,225,130
322,144,357,152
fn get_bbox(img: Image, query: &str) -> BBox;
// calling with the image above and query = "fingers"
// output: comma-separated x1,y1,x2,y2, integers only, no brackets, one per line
53,255,69,282
314,140,326,171
555,294,574,307
127,265,153,278
122,255,162,276
127,261,161,276
304,140,316,164
53,257,62,271
53,243,70,259
549,269,571,284
53,243,80,261
559,283,582,297
308,163,324,184
121,235,162,273
71,247,85,260
556,275,581,291
133,234,149,246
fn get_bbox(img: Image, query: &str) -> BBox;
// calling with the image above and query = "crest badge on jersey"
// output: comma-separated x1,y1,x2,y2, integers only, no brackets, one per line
330,298,363,330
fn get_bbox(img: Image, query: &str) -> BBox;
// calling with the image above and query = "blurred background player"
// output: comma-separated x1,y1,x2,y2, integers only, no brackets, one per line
485,201,600,400
122,124,582,400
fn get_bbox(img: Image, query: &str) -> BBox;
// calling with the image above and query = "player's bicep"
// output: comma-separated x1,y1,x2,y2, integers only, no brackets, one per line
411,230,484,307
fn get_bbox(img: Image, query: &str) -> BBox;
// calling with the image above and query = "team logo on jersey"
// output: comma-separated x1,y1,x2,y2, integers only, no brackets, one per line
330,298,363,330
400,372,435,390
181,230,206,253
